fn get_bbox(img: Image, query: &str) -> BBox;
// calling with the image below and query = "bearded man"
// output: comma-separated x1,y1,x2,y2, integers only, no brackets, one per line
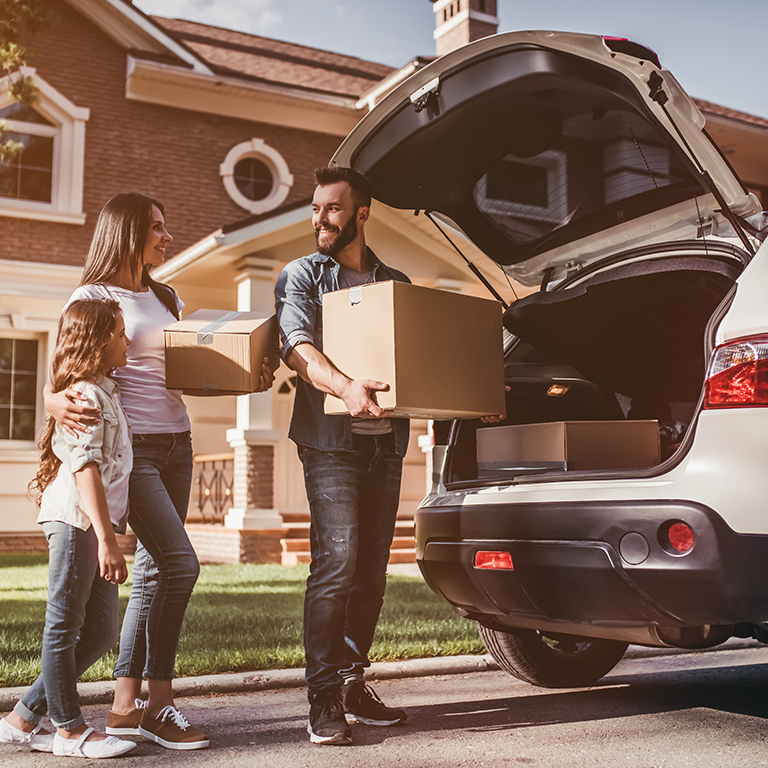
274,166,410,746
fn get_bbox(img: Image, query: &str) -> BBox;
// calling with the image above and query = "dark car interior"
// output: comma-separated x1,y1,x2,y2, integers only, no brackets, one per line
445,250,744,486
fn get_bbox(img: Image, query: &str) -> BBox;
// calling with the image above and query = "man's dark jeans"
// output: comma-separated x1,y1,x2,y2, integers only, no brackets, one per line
300,432,403,700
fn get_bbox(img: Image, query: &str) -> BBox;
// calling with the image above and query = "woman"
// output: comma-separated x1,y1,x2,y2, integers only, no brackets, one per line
46,192,274,751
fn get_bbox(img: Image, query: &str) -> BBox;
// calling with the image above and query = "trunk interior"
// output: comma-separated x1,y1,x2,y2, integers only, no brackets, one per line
444,248,745,486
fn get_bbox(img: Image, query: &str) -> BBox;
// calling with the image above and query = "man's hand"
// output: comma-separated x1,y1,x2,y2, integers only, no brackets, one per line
286,343,390,418
44,384,101,437
480,384,511,424
340,379,390,419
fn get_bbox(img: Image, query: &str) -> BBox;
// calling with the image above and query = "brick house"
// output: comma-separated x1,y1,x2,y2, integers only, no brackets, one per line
1,0,767,561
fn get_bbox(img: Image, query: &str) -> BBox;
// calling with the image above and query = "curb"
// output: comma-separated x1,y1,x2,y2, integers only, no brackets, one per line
1,638,763,713
0,654,500,712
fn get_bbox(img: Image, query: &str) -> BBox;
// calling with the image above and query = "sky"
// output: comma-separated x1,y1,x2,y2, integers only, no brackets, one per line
133,0,768,119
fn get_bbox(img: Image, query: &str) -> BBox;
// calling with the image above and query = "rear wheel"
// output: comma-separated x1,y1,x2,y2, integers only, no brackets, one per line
478,624,628,688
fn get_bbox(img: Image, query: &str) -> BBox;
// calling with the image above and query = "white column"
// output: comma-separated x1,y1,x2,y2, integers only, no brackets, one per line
225,257,284,530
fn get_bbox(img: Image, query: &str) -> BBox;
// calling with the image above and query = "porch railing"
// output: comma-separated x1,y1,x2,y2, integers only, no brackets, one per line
193,453,234,524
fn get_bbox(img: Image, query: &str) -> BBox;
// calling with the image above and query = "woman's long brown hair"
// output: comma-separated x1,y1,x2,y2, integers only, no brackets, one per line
80,192,179,319
29,299,122,505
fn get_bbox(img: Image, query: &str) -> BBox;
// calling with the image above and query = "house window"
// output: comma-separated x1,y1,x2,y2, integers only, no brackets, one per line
277,375,298,395
0,337,38,442
0,68,89,225
0,102,55,203
220,138,294,215
233,157,273,202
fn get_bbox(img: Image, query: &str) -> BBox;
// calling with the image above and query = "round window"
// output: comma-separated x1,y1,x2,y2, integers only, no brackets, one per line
233,157,273,202
220,139,294,214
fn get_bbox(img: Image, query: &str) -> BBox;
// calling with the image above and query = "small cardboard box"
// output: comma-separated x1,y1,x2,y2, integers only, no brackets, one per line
476,420,660,476
164,309,280,396
322,280,505,419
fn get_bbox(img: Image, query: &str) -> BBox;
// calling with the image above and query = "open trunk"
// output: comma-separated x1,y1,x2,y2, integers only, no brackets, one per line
444,245,746,487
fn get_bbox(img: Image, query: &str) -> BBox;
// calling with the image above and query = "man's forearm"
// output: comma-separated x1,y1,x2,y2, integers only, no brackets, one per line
286,343,351,399
286,343,388,419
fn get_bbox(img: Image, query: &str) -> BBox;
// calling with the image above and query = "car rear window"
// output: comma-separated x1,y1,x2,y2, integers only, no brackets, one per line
475,105,699,247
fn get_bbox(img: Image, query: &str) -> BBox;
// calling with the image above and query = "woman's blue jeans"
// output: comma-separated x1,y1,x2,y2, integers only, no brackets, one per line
300,432,403,700
16,522,119,730
113,431,199,681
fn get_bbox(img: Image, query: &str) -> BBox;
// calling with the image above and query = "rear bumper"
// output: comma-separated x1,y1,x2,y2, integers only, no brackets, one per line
415,500,768,629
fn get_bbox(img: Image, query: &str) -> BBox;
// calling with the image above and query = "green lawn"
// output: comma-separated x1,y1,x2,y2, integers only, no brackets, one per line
0,554,483,688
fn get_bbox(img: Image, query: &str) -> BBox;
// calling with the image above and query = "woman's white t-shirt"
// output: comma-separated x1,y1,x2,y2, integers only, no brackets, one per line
66,284,190,434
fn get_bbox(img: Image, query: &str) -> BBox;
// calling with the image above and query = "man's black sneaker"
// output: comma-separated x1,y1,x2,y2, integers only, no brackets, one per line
342,680,407,726
307,692,352,745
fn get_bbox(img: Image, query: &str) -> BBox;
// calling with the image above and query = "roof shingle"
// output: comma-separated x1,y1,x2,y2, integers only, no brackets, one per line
149,15,768,128
694,98,768,130
152,17,395,99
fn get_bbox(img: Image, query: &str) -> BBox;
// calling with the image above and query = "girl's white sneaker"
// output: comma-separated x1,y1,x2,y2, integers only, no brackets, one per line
0,717,54,752
53,727,136,759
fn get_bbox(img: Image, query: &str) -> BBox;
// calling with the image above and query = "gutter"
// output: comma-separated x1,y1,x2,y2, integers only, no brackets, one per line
151,231,225,282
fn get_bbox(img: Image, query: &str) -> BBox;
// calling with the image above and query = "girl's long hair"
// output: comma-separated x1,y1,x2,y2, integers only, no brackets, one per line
29,299,122,505
80,192,179,319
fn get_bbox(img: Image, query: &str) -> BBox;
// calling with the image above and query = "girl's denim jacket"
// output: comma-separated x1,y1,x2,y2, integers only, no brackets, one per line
274,248,410,457
37,375,132,533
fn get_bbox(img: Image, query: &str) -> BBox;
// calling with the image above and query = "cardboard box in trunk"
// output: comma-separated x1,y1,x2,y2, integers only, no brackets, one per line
322,280,505,419
476,420,660,477
164,309,280,396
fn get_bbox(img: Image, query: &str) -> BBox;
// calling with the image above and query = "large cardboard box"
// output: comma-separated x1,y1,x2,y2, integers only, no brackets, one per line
323,280,505,419
476,420,660,476
164,309,280,396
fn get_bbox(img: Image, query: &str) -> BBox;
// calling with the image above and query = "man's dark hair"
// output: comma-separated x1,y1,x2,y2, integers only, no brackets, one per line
314,166,372,209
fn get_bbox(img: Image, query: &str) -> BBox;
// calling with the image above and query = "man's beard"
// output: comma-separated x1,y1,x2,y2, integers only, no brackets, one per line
315,210,358,256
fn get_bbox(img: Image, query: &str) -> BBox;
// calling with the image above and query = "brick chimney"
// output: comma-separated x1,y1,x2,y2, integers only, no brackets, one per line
431,0,499,56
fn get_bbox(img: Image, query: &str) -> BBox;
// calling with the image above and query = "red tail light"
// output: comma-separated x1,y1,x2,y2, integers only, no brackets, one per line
667,523,695,553
474,551,514,570
704,336,768,408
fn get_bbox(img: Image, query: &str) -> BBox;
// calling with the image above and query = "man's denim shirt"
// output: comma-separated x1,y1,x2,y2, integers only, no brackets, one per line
275,248,410,457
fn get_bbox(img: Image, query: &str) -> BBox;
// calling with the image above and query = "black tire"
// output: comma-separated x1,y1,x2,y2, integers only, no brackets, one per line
478,623,628,688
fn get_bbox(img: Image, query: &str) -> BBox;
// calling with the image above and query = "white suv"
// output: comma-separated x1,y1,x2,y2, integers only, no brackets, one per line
332,30,768,687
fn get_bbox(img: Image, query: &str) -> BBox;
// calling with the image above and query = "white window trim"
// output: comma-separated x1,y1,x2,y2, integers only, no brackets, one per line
220,139,294,215
0,67,89,224
0,258,79,453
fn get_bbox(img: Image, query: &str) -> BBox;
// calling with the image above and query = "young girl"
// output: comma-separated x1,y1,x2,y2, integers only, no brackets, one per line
0,299,136,759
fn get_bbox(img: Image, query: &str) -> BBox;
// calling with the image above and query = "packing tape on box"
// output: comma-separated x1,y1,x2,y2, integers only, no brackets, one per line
196,311,242,345
348,286,363,306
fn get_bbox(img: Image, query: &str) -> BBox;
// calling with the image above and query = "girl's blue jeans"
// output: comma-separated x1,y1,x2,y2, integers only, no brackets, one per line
16,522,119,730
113,431,199,681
